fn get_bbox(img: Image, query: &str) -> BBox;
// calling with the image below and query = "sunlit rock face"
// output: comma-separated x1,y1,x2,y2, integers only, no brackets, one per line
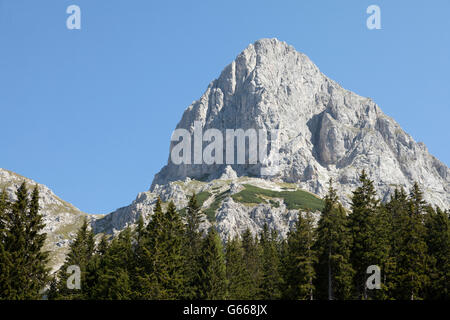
151,38,449,209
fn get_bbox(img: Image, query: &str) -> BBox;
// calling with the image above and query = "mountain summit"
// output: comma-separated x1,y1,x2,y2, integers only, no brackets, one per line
91,38,449,240
152,38,449,208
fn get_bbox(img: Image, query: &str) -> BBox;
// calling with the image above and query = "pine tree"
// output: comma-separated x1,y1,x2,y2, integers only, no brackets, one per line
196,228,227,299
52,218,95,299
183,193,204,299
241,228,263,299
283,211,317,300
424,206,449,299
135,197,165,299
0,188,12,299
136,200,186,299
83,234,110,299
0,183,49,299
348,170,381,299
315,179,353,300
259,224,282,299
394,183,429,300
23,185,50,296
92,228,133,299
384,188,409,299
225,236,251,299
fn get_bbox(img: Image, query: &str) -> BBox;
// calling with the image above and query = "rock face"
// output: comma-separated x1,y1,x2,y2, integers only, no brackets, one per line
93,38,449,241
92,176,322,241
152,38,449,209
0,168,97,272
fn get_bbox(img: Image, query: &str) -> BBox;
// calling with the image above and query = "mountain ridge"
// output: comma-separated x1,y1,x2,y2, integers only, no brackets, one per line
92,38,449,238
2,38,448,269
151,38,449,208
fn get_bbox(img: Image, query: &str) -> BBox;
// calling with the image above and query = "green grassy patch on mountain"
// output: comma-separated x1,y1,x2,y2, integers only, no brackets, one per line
203,190,229,222
231,184,324,211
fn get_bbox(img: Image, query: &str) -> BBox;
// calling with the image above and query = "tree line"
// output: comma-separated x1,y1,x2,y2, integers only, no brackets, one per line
1,171,449,300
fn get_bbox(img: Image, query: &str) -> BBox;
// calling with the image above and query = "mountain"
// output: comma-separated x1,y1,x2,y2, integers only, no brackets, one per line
92,38,449,238
0,168,100,272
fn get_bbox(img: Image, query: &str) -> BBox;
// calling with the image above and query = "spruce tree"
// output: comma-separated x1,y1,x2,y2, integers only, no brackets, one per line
348,170,381,299
0,183,49,299
283,211,317,300
183,193,204,299
92,228,133,299
315,179,353,300
196,228,227,299
424,206,449,299
384,188,409,299
394,183,429,300
225,236,251,299
52,218,95,299
259,224,282,299
241,228,263,299
136,200,186,299
0,188,12,299
135,197,165,299
24,185,50,296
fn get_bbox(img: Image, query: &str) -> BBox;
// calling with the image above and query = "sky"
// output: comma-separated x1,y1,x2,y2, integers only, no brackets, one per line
0,0,449,214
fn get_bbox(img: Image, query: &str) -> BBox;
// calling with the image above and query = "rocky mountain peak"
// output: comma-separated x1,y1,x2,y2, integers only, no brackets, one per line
152,38,449,209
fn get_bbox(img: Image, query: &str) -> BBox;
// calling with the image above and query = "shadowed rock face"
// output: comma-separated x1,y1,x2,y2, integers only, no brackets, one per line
152,38,449,209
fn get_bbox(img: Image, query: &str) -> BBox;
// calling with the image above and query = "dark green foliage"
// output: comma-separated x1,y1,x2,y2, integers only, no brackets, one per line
92,228,133,299
259,224,283,299
241,228,263,299
183,193,204,299
196,228,227,299
225,237,250,299
0,183,49,300
315,179,354,300
348,170,384,299
393,183,430,300
51,218,95,299
424,206,449,299
282,211,317,300
2,177,449,300
136,199,186,299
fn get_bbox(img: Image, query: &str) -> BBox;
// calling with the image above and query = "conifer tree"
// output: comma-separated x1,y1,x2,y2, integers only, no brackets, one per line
241,228,263,299
225,236,251,299
183,193,204,299
24,185,50,296
136,200,186,299
0,183,49,299
424,206,449,299
315,179,353,300
283,211,317,300
196,228,227,299
92,228,133,299
259,224,282,299
348,170,381,299
384,188,409,299
52,218,95,299
394,183,429,300
135,197,164,299
0,188,12,299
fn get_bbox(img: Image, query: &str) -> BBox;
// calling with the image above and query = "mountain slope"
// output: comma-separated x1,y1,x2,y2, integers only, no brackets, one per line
152,38,449,208
0,168,96,272
93,38,449,238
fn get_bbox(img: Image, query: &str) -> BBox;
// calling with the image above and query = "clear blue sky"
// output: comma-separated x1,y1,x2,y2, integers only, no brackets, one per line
0,0,449,214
